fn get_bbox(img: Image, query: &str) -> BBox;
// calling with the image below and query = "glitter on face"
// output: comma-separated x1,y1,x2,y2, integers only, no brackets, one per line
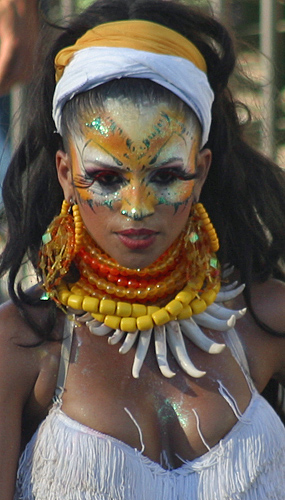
64,98,204,269
70,99,200,220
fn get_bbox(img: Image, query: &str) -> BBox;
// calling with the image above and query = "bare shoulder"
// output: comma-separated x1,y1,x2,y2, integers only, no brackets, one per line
0,299,63,421
233,278,285,389
250,278,285,333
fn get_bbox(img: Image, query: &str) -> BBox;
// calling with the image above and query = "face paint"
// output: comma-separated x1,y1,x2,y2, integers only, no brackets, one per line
67,98,204,269
71,99,200,219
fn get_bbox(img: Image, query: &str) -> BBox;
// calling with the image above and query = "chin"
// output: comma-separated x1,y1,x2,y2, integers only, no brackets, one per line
115,252,158,270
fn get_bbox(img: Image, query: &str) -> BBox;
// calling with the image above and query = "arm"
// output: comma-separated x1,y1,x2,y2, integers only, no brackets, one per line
0,302,42,498
235,278,285,391
0,0,39,95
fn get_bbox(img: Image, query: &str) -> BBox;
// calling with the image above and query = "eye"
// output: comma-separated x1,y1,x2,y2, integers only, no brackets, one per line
73,169,127,192
150,168,197,186
91,170,125,187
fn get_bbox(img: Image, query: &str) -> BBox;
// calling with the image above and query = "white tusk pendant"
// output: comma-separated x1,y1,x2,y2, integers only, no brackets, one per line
206,303,246,320
166,321,206,378
216,283,245,302
179,318,225,354
132,329,152,378
193,312,236,331
154,325,176,378
119,331,139,354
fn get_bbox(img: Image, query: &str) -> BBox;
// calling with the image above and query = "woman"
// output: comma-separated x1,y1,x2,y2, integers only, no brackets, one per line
0,0,284,498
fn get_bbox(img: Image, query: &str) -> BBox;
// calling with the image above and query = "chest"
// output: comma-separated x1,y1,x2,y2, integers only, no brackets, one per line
60,327,252,467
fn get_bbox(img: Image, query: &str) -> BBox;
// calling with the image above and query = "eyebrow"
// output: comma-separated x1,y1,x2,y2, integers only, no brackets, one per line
154,157,185,168
148,132,187,165
82,140,123,167
84,159,125,170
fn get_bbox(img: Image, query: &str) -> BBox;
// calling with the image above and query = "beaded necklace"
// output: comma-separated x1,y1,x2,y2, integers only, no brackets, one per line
39,202,245,379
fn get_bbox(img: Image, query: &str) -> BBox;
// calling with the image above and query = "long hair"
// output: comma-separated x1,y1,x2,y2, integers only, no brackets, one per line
1,0,285,338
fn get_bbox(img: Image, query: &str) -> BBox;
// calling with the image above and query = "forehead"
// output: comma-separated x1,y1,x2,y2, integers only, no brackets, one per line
71,97,200,152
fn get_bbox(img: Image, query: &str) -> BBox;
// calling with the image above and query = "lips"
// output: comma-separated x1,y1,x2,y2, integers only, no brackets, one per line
116,228,158,249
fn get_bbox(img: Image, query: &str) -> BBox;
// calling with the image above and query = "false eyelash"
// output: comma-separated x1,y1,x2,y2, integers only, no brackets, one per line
176,171,198,181
73,174,95,189
152,167,198,182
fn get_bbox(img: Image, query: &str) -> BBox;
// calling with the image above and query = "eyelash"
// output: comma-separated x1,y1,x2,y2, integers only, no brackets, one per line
150,168,197,185
73,167,196,190
73,170,125,190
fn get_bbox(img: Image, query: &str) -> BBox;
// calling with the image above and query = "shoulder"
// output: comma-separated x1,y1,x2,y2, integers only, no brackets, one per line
0,300,44,399
250,278,285,333
0,299,63,412
233,278,285,389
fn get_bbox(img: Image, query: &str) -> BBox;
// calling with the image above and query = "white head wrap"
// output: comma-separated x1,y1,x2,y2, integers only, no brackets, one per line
52,46,214,147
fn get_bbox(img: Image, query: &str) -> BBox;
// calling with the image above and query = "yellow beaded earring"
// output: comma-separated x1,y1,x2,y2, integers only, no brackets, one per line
186,202,219,253
72,203,84,253
39,199,85,298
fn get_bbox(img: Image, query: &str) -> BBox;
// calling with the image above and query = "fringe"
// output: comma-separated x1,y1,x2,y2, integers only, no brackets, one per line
15,394,285,500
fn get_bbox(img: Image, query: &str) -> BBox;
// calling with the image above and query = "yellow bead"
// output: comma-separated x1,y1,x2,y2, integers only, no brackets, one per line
67,294,83,310
147,306,160,315
99,299,116,315
165,299,183,316
58,290,71,305
177,305,193,320
70,285,84,295
104,315,121,330
190,298,207,315
136,288,148,299
204,223,213,231
200,289,217,305
91,313,105,322
131,304,147,317
115,286,125,298
82,296,99,313
105,283,116,295
120,317,137,333
136,315,154,331
189,275,204,290
213,282,221,293
152,308,171,326
116,301,132,317
212,242,219,252
195,202,205,213
201,217,211,225
175,290,195,305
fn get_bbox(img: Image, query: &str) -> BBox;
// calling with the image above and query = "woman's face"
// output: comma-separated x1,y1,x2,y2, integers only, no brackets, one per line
57,98,211,269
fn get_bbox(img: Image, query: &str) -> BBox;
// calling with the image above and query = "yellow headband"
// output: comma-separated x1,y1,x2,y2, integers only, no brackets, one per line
55,19,207,82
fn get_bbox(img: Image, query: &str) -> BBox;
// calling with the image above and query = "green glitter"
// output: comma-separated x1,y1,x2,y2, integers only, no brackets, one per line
42,232,52,245
40,291,50,301
189,232,199,243
86,117,109,136
210,257,218,268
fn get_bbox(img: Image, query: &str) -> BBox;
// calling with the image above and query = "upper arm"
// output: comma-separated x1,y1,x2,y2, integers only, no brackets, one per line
251,279,285,381
0,302,40,497
234,279,285,391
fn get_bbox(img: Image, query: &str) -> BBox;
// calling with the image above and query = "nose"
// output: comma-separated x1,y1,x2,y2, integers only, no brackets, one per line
120,183,157,221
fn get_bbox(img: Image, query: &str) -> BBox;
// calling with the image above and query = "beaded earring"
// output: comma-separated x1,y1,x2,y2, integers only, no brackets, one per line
185,202,219,253
39,199,84,298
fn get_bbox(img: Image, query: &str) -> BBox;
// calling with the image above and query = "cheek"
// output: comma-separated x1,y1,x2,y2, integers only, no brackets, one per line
157,180,195,206
78,201,111,242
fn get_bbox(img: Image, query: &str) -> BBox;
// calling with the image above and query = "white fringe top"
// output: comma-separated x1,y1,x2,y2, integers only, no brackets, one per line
14,328,285,500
